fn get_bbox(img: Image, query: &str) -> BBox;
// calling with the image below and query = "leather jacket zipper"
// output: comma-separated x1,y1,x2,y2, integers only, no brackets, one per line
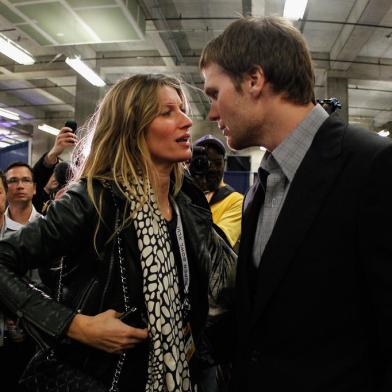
75,278,99,313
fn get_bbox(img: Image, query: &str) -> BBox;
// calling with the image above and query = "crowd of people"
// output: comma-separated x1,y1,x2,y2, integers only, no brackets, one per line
0,14,391,392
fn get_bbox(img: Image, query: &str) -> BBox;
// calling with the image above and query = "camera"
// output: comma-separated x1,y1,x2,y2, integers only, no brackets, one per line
189,146,210,176
316,97,342,115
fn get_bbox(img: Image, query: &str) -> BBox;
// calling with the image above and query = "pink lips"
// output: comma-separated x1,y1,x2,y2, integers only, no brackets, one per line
175,132,191,144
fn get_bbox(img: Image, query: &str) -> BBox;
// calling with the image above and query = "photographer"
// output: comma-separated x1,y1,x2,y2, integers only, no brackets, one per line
190,135,243,251
33,124,77,213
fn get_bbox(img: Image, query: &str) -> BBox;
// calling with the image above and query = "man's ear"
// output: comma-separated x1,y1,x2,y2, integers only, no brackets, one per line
245,66,265,98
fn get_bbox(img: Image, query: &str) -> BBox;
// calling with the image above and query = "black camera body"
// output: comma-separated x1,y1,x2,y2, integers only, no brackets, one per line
317,97,342,114
189,146,209,176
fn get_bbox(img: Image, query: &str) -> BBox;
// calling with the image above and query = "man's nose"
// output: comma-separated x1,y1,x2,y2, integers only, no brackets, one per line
207,103,220,122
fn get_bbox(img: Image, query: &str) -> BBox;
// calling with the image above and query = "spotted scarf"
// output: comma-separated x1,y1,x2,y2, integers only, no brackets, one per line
128,184,192,392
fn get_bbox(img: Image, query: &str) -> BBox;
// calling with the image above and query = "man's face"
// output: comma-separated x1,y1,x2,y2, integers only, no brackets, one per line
203,63,254,151
203,63,269,150
45,174,59,194
193,146,225,193
6,166,36,206
0,180,7,216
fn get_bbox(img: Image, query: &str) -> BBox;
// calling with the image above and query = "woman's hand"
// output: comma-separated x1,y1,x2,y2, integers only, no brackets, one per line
66,309,148,353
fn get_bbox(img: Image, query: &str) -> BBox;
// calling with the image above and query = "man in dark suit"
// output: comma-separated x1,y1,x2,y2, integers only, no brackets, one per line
199,16,392,391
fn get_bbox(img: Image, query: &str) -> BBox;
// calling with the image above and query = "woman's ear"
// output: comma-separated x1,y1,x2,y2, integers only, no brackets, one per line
246,66,265,98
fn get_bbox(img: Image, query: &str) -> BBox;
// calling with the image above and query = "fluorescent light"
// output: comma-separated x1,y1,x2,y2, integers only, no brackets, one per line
0,141,11,148
65,56,105,87
38,124,60,136
377,130,390,137
0,108,20,121
283,0,308,20
0,33,35,65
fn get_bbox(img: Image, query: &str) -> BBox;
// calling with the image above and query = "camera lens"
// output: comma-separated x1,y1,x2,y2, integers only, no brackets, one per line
189,146,209,176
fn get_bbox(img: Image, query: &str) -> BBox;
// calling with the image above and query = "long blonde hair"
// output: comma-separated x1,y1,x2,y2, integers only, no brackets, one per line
72,74,189,233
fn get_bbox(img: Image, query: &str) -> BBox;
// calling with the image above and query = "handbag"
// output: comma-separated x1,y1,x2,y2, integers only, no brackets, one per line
19,203,130,392
19,349,107,392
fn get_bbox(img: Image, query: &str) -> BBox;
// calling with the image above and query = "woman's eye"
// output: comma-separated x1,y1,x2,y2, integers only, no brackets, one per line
161,110,171,116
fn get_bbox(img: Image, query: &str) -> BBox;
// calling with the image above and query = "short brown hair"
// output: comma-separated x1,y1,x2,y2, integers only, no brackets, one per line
199,16,315,104
5,161,34,182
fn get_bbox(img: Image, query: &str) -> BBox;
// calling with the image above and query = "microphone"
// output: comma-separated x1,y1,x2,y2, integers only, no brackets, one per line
64,120,77,133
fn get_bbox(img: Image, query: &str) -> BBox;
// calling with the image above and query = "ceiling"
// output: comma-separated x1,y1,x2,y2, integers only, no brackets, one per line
1,0,392,149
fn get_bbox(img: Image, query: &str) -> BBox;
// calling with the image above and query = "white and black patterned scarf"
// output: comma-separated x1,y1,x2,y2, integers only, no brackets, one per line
127,183,192,392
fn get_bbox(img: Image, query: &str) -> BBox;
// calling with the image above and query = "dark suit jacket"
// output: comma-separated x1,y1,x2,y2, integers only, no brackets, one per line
232,113,392,392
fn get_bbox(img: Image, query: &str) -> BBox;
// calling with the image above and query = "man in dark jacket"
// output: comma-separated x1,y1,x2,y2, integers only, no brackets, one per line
33,125,77,213
200,16,392,391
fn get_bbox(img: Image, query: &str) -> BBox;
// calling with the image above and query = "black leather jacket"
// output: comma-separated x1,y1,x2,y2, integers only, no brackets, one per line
0,176,235,390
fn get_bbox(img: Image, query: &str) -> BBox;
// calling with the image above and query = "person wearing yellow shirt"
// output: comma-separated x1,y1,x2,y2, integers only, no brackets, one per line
191,134,243,251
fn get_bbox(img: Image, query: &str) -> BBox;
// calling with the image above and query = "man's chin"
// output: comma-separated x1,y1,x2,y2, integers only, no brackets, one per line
226,136,241,151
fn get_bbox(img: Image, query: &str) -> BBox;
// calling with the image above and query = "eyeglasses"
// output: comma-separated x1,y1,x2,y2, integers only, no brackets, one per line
6,177,34,186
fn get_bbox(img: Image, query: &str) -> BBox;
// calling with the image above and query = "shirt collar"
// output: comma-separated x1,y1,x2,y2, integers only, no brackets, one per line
261,104,328,182
5,205,40,231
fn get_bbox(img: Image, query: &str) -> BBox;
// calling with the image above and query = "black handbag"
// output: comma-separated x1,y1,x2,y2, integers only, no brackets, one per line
19,205,130,392
19,349,106,392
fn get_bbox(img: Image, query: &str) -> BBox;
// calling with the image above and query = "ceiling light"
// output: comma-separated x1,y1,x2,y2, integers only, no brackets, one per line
0,33,35,65
377,129,390,137
38,124,60,136
0,141,11,148
65,56,106,87
0,108,20,121
283,0,308,20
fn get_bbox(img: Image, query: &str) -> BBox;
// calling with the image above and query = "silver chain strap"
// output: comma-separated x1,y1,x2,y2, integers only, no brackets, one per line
56,257,64,302
56,199,130,392
109,200,130,392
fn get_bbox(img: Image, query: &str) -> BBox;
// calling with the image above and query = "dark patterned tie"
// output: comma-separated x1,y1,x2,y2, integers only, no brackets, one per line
246,168,269,301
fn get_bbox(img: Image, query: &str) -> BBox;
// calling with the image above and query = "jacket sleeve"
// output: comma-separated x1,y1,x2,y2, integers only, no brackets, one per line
203,228,237,363
358,144,392,391
0,181,97,340
32,153,56,213
207,228,237,316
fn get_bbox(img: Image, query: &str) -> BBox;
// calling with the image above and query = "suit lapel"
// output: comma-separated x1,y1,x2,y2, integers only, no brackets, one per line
249,115,347,329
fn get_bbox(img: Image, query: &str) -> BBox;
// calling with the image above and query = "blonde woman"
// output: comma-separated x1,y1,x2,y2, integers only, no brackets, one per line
0,74,235,392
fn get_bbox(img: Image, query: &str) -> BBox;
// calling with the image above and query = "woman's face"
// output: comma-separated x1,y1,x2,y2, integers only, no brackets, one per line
146,86,192,171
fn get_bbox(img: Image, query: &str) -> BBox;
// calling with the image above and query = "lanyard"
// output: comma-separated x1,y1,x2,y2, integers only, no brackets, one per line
169,197,192,322
170,196,190,299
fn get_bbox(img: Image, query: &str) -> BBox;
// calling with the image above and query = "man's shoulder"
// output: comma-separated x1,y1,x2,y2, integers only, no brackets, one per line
315,113,392,158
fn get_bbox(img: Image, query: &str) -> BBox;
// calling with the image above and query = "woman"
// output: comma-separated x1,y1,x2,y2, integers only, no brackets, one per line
0,74,235,391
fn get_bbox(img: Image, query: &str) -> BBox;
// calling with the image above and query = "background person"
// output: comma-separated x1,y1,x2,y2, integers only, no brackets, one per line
0,172,7,238
200,16,392,392
0,74,235,391
32,126,77,213
1,165,40,391
4,162,41,234
41,161,73,215
191,135,243,251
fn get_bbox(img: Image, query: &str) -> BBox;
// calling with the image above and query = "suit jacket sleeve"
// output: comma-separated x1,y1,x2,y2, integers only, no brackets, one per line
359,144,392,391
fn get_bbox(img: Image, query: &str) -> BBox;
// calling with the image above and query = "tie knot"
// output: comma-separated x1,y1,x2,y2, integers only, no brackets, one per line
257,167,269,190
